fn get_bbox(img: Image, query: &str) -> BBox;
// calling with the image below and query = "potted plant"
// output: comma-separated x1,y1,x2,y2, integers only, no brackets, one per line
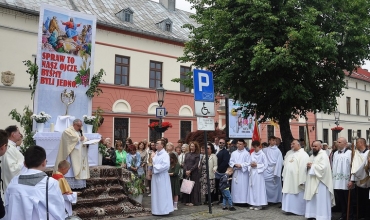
331,126,344,131
148,121,172,133
31,111,51,132
83,115,96,133
126,173,146,203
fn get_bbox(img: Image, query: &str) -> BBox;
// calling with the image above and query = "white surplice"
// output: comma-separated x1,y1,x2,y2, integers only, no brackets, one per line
351,149,370,188
332,149,352,190
282,149,309,215
151,149,173,215
229,148,250,203
4,169,65,220
304,150,335,220
63,193,77,217
262,145,283,203
0,140,25,194
246,150,268,206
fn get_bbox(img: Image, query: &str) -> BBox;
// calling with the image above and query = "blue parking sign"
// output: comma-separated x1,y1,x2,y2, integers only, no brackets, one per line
193,69,214,102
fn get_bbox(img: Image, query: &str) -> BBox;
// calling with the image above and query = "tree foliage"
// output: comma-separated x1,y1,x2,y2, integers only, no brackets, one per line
178,0,370,148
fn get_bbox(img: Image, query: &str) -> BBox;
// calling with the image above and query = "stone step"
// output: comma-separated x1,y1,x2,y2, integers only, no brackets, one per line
85,177,123,187
73,200,149,219
80,185,124,197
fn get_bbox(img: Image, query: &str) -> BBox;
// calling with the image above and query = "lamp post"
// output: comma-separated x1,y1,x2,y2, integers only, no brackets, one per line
334,109,340,127
155,84,167,135
333,109,341,141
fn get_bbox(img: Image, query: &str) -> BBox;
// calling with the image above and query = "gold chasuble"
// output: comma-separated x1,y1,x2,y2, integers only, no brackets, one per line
54,126,89,180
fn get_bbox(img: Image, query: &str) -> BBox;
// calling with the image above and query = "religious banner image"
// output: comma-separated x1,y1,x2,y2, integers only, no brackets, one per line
228,99,255,139
35,4,97,128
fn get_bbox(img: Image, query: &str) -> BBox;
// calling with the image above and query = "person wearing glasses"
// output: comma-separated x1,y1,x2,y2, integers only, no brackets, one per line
215,138,230,204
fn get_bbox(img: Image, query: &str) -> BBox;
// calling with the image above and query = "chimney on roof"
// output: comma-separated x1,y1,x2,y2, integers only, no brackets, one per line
160,0,176,11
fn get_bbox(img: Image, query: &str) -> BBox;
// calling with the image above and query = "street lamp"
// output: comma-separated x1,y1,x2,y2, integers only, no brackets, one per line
156,83,167,107
334,109,340,127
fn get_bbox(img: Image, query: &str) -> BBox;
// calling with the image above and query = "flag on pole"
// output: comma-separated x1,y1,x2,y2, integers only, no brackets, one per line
250,117,260,154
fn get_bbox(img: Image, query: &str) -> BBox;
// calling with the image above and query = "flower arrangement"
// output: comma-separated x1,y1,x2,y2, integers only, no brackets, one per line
126,173,146,197
331,126,344,131
83,115,96,125
331,126,343,131
98,142,110,157
31,111,51,123
148,121,172,130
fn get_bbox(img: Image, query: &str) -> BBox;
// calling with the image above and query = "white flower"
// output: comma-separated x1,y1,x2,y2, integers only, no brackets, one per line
32,111,51,123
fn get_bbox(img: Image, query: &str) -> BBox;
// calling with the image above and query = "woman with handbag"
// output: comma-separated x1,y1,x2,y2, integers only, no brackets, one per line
200,142,218,205
182,141,201,206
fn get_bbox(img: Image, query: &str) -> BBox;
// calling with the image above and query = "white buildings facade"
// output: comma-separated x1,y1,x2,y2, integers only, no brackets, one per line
316,68,370,145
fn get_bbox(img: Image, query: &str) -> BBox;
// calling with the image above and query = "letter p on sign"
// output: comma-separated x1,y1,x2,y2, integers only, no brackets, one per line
193,69,214,102
198,73,209,91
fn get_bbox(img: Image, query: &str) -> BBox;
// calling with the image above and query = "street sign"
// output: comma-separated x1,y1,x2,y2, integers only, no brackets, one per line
156,107,166,118
197,117,215,131
193,69,214,102
194,101,215,116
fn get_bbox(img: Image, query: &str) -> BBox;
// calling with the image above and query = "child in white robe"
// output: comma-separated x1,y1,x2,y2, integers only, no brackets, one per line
247,141,268,210
52,160,77,217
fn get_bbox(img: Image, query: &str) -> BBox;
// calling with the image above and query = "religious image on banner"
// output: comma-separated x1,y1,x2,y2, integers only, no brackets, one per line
35,4,97,129
228,99,255,138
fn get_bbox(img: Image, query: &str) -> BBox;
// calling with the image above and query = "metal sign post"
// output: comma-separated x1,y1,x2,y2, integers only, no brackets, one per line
193,69,214,214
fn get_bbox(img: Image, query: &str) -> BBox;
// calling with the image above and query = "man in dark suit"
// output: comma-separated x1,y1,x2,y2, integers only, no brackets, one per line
216,138,230,204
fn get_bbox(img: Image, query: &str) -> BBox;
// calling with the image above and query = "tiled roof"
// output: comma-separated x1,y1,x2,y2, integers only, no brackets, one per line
0,0,197,43
345,67,370,83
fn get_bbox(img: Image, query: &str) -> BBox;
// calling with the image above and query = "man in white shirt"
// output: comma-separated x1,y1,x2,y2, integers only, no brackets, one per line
1,126,25,193
213,137,220,154
351,138,370,220
304,141,335,220
332,137,353,220
281,139,309,216
5,145,65,220
263,136,283,204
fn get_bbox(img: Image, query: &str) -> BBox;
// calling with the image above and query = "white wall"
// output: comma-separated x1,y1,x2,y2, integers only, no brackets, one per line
0,8,192,129
316,76,370,145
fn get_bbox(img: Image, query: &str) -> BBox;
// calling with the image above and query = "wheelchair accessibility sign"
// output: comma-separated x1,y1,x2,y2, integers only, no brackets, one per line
194,101,215,117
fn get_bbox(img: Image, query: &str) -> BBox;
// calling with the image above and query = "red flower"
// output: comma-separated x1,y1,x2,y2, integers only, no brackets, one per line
331,126,343,131
148,121,172,130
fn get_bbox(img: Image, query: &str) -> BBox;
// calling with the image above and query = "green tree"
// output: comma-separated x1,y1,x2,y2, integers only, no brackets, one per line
177,0,370,151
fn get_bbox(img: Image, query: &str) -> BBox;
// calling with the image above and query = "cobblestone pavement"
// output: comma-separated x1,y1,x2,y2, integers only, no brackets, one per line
135,193,341,220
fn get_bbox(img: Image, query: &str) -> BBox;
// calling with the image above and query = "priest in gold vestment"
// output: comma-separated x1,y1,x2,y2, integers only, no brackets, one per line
54,119,89,189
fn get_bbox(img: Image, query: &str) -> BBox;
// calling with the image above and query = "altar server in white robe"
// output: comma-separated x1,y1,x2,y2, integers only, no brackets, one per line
247,140,268,210
2,126,25,193
262,136,283,203
229,139,250,204
5,146,65,220
332,137,354,220
151,139,173,215
350,138,370,219
304,141,335,220
54,119,89,189
281,139,309,216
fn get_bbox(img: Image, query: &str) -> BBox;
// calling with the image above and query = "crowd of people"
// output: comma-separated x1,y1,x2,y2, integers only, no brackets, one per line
1,120,370,220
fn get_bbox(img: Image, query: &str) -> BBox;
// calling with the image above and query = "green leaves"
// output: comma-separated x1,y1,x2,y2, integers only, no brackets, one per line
23,60,38,100
178,0,370,121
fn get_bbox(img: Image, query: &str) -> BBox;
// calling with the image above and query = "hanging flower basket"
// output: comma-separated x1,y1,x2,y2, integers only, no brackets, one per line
331,126,343,131
148,121,172,133
154,127,168,133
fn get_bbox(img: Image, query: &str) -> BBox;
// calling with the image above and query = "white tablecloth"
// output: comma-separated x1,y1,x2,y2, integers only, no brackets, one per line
55,115,75,132
33,132,101,167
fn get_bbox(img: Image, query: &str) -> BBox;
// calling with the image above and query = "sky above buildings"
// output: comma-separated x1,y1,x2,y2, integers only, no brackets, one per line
152,0,195,12
153,0,370,71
